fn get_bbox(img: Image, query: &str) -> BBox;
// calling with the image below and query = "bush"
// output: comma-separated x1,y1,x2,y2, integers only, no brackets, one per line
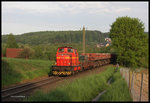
18,46,35,59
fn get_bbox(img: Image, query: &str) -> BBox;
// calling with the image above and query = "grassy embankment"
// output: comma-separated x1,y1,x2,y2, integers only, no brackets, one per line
99,68,132,101
24,66,115,101
2,57,54,88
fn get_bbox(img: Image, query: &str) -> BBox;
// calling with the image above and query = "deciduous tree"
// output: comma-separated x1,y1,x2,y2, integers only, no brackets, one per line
6,33,18,48
18,46,35,59
109,16,147,68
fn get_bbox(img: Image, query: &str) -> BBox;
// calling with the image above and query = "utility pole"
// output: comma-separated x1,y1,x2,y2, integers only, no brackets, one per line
83,26,85,53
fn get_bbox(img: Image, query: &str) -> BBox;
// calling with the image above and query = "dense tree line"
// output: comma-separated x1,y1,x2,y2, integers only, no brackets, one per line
2,42,111,60
2,30,109,45
2,31,112,60
2,21,148,69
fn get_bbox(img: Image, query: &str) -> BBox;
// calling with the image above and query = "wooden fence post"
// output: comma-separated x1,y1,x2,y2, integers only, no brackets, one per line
139,72,144,101
131,71,134,93
129,70,130,88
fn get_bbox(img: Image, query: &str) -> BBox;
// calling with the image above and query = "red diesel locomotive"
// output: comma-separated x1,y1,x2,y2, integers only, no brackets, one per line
52,47,81,75
51,46,114,76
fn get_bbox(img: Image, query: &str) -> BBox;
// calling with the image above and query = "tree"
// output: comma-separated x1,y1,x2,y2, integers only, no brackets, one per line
18,46,35,59
2,43,7,56
6,33,18,48
33,46,43,59
109,16,147,68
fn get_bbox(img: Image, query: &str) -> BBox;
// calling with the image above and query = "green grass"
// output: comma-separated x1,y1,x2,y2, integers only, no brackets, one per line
2,57,54,88
24,66,115,101
99,69,132,102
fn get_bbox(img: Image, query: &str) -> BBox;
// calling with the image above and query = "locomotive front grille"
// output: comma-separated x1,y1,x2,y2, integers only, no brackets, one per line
52,71,72,75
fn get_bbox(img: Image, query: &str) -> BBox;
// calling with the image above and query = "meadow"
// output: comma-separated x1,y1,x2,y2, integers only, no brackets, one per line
24,66,132,101
2,57,54,88
24,66,115,101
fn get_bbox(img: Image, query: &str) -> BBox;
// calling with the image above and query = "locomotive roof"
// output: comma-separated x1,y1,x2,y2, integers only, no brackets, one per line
58,46,74,49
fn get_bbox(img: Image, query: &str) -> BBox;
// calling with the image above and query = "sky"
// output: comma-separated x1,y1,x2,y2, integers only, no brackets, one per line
2,1,149,35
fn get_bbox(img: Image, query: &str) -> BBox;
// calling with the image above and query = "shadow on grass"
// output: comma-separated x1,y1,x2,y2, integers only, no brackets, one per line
24,88,72,102
2,59,23,88
48,66,53,76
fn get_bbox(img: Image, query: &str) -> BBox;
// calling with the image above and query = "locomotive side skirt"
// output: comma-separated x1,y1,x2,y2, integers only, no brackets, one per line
52,65,81,75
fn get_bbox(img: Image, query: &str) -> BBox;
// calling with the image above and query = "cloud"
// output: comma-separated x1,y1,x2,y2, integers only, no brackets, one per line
2,22,42,34
2,2,63,14
2,2,132,15
2,22,84,34
2,2,148,34
113,7,131,13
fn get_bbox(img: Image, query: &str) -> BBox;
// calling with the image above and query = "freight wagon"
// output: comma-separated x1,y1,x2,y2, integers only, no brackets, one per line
51,46,115,76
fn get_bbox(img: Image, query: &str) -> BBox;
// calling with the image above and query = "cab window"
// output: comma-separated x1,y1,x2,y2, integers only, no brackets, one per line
59,48,64,52
68,48,73,53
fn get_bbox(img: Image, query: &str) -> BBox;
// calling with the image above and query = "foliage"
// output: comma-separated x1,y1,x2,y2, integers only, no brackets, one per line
18,46,35,59
109,16,148,68
2,30,109,45
1,42,114,60
6,33,19,48
99,46,113,53
1,43,7,56
1,30,113,60
139,34,149,68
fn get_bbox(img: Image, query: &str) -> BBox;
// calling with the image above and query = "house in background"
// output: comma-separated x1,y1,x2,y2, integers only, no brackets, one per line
105,37,111,42
97,43,105,48
97,37,111,48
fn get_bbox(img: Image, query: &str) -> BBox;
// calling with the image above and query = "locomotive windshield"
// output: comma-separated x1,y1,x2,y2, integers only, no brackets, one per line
68,48,73,53
59,48,64,52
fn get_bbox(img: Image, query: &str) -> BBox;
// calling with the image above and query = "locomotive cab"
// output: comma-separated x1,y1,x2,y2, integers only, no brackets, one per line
52,47,81,76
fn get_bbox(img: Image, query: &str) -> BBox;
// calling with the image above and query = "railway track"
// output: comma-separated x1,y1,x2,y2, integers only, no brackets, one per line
2,76,63,101
2,64,112,102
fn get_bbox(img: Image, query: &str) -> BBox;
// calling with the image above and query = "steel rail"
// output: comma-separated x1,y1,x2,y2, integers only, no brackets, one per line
2,76,54,92
2,77,63,99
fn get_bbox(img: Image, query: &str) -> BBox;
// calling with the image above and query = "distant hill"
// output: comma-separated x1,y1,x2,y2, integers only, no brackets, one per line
144,32,149,35
2,30,109,45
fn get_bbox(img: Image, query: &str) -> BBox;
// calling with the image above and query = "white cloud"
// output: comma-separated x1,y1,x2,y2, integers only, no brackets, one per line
2,22,84,34
115,8,130,13
2,2,148,34
2,22,40,34
2,2,132,14
2,2,63,13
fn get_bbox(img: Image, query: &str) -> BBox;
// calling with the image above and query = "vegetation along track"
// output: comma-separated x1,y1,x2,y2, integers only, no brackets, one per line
2,76,63,101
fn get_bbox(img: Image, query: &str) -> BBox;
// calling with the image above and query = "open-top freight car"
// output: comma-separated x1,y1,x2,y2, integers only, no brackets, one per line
51,46,115,76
